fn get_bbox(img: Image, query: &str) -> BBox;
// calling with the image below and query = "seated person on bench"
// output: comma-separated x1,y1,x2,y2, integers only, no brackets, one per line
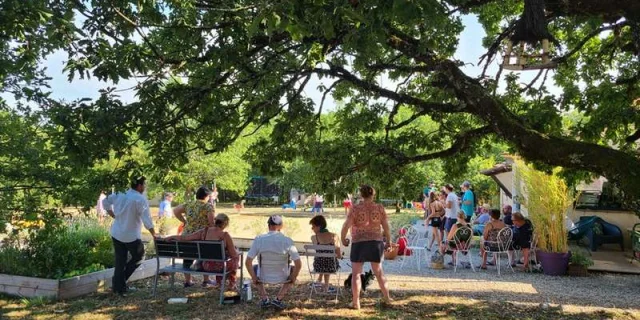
164,213,240,288
245,215,302,309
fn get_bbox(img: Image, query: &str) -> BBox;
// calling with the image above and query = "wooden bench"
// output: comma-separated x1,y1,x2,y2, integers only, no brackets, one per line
153,239,243,304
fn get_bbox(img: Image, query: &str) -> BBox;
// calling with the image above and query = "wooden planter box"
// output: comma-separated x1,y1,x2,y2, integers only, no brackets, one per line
566,264,589,277
0,258,168,300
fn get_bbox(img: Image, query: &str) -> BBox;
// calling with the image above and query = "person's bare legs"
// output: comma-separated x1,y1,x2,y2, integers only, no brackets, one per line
323,274,331,292
276,283,293,300
428,226,438,250
522,248,530,270
256,283,268,300
351,262,363,309
370,262,391,303
480,248,487,268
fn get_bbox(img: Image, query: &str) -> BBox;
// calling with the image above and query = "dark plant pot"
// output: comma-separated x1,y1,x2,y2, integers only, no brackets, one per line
566,264,589,277
537,251,571,276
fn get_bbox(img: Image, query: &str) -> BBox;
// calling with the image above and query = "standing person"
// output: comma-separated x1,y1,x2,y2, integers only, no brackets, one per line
96,190,107,222
102,177,156,296
444,184,460,235
173,186,216,287
426,192,444,251
340,185,392,310
460,181,475,223
210,186,219,210
309,215,341,293
158,192,174,220
502,204,513,226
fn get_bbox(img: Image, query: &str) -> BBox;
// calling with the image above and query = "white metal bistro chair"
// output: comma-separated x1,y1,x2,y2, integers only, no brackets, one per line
452,226,476,273
483,227,514,275
401,227,429,270
303,244,341,302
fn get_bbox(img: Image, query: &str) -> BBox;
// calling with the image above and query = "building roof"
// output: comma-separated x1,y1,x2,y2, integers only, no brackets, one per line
480,162,512,176
480,162,513,198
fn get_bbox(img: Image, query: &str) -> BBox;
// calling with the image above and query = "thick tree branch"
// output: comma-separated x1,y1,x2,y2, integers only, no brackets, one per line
311,65,465,114
395,126,493,166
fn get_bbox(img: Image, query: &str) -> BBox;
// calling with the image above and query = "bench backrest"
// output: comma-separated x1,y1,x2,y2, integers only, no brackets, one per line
154,239,227,262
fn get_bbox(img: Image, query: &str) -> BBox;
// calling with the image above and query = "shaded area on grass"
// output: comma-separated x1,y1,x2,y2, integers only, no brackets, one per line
1,277,638,320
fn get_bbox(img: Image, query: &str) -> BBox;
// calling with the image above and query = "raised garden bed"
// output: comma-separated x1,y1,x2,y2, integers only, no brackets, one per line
0,258,168,300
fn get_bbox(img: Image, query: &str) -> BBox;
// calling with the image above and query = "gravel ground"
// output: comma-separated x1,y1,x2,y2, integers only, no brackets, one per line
317,249,640,313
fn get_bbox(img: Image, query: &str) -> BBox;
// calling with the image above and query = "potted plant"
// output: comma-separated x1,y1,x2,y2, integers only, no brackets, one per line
516,159,573,276
567,249,593,277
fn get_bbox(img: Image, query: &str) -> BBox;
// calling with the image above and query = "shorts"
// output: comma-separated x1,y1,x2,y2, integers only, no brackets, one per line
350,240,384,263
343,201,352,208
429,217,442,228
444,218,457,232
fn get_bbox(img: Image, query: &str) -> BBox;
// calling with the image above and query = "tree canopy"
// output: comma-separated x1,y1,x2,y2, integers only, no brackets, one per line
1,0,640,211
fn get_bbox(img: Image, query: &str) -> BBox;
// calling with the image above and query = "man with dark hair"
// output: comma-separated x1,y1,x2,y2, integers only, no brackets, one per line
103,176,156,296
502,205,513,226
245,215,301,309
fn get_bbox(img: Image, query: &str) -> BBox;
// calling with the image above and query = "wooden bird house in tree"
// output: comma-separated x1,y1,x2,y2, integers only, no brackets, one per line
502,0,557,71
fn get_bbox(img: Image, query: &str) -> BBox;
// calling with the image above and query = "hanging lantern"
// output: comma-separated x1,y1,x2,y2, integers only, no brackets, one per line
502,38,556,71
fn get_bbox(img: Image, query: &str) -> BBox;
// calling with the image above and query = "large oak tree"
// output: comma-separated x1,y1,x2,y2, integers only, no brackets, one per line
1,0,639,210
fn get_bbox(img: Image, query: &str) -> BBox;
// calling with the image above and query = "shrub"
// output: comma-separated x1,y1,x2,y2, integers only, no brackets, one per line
0,217,114,279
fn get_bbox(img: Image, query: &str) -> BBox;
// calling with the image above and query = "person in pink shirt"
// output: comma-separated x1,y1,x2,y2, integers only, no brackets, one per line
341,185,392,309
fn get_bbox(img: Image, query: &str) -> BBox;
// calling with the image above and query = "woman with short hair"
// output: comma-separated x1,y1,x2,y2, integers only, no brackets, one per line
309,215,341,293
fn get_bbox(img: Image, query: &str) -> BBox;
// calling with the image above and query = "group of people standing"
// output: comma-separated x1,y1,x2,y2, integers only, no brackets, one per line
422,181,476,251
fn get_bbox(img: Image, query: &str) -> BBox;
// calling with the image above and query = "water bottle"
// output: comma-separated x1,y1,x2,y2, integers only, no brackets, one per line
243,280,252,301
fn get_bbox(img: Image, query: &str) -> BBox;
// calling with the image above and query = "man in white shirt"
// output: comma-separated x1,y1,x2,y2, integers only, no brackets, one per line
102,176,156,296
245,215,301,309
444,184,460,233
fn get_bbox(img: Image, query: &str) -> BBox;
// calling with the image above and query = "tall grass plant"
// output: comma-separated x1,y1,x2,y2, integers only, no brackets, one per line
516,159,571,253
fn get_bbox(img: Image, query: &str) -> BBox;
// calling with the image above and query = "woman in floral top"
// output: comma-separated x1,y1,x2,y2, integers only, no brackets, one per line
174,186,215,287
340,185,392,309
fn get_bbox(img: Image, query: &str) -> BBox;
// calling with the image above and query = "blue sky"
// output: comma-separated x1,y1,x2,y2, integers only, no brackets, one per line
6,15,556,111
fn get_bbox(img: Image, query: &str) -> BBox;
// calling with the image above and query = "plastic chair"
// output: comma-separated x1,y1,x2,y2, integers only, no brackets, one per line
282,200,297,210
403,237,429,270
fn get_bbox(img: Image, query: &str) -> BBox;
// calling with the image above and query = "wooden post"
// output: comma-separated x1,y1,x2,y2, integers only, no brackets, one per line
519,42,527,66
542,39,550,63
503,40,514,66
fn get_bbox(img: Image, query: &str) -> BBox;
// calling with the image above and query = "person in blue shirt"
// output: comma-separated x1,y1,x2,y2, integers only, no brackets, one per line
460,181,475,222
